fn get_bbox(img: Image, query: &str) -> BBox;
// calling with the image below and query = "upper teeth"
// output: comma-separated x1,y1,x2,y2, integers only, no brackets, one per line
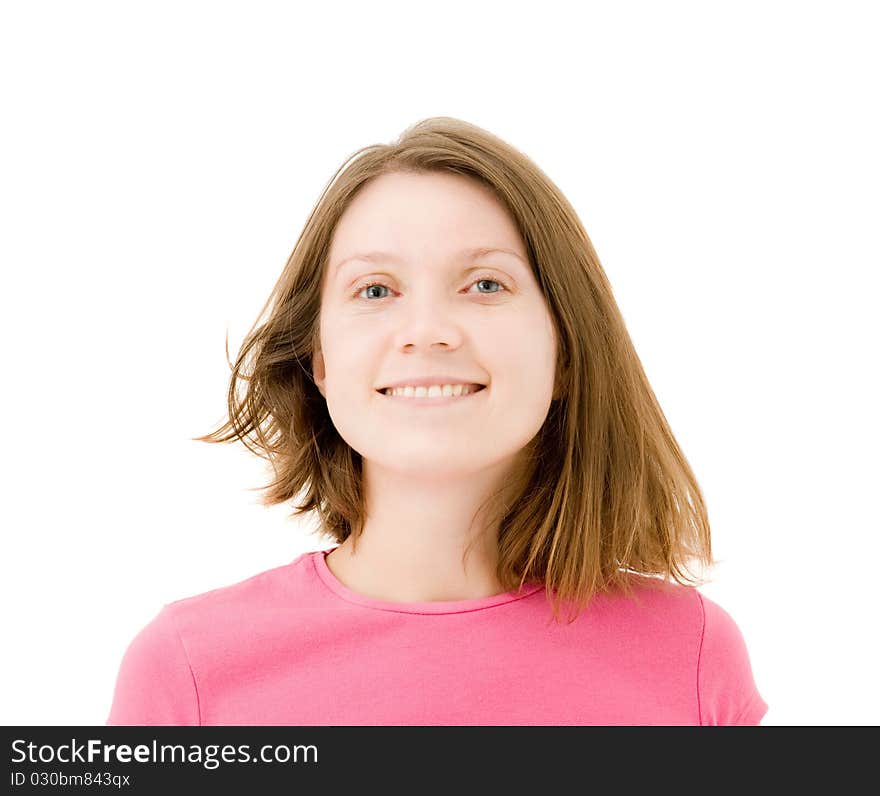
383,384,479,398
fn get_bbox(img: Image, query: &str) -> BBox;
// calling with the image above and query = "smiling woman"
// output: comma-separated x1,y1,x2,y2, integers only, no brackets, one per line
308,168,562,581
105,116,768,727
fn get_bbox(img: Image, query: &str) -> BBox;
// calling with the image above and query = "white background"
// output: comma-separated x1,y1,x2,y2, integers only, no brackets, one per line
2,1,877,726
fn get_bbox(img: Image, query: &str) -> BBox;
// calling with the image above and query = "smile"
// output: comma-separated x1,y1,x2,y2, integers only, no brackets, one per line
380,384,485,398
376,384,487,406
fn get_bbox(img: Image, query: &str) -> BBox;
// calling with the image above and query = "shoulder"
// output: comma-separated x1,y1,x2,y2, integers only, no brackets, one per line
164,552,312,629
154,551,323,661
106,603,199,725
693,589,769,725
106,551,316,726
609,572,703,624
604,575,768,725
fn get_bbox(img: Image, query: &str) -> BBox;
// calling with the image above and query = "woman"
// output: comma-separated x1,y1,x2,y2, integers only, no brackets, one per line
106,117,768,726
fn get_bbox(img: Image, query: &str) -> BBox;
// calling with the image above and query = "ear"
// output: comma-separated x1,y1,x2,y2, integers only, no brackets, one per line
312,349,326,398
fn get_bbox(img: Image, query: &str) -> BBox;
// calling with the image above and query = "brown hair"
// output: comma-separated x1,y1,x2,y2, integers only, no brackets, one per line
194,117,716,623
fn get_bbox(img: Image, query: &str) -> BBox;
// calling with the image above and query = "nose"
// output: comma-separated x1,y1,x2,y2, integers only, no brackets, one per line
390,288,470,352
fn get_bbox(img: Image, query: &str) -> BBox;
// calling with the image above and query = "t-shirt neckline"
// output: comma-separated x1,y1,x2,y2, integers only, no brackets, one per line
311,547,544,615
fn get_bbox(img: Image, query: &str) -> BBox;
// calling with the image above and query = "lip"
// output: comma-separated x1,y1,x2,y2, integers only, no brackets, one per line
378,376,487,389
376,384,487,407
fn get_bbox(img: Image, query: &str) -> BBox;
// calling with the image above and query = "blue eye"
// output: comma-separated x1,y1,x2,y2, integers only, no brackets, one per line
361,284,390,300
471,279,505,294
352,276,510,301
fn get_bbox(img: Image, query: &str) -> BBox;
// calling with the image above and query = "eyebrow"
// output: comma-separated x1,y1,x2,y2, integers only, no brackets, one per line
331,246,528,279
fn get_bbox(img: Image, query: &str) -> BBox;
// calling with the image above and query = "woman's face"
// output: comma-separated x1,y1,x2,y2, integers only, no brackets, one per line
313,170,558,480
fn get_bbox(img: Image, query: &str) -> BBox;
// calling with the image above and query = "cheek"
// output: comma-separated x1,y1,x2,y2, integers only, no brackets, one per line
497,312,556,377
320,318,377,379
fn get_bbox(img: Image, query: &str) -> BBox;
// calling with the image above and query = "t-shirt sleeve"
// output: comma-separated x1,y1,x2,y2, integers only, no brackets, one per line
697,592,768,726
105,604,200,726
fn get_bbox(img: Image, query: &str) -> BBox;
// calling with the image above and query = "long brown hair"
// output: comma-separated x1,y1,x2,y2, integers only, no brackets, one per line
194,117,715,624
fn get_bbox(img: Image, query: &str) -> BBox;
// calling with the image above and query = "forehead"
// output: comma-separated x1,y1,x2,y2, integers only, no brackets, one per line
328,171,526,264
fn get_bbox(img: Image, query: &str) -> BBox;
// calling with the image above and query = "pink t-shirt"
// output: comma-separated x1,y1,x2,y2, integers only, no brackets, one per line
106,547,768,726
